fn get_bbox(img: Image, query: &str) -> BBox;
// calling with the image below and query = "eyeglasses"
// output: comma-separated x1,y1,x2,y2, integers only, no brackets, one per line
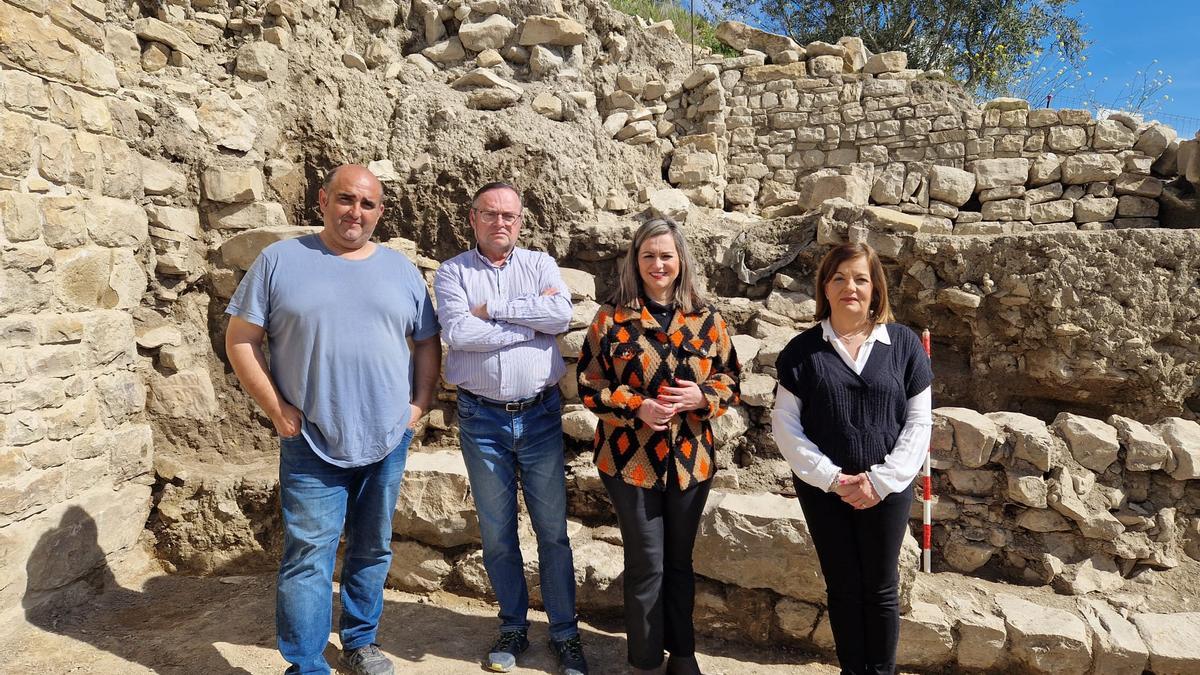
473,209,522,225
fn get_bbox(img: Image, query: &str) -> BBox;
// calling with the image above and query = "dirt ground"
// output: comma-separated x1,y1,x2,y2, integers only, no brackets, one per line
4,548,841,675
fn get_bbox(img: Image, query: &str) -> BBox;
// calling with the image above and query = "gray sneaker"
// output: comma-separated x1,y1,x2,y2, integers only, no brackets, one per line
485,629,530,672
338,644,394,675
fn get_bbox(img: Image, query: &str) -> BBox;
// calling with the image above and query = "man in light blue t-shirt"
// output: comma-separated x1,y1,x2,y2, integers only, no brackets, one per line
225,164,440,675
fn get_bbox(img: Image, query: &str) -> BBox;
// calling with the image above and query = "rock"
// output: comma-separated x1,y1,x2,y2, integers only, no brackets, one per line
1053,413,1119,473
1075,196,1119,222
350,0,399,24
458,14,516,52
1132,612,1200,675
1029,199,1073,224
1093,120,1137,150
519,15,585,46
386,540,450,592
928,165,976,206
218,226,317,271
714,21,800,61
995,593,1092,673
570,299,600,330
864,205,923,233
87,196,148,248
562,409,597,441
202,165,264,203
476,48,503,67
1016,508,1072,532
775,598,820,640
943,536,995,573
451,68,521,93
972,158,1031,189
1079,599,1148,675
1157,418,1200,480
1048,467,1125,540
764,290,815,322
235,41,280,79
987,411,1055,471
935,407,1002,468
800,174,869,209
467,87,520,110
422,37,466,64
53,247,146,310
1061,153,1123,184
148,369,219,420
711,405,749,449
864,51,907,74
1108,415,1171,471
739,373,775,408
694,491,825,603
808,55,844,77
133,18,201,59
1029,153,1063,185
341,51,368,72
196,90,258,152
730,334,761,365
1134,123,1177,158
1057,554,1124,595
955,609,1007,670
896,601,954,668
208,202,290,232
391,451,479,547
141,158,187,196
648,188,691,223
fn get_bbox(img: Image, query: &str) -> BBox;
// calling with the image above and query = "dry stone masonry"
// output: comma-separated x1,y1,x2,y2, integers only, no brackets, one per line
1,0,1199,672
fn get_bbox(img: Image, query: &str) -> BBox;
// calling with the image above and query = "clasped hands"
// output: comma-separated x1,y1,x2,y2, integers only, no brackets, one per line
833,472,881,510
471,286,558,320
635,380,706,431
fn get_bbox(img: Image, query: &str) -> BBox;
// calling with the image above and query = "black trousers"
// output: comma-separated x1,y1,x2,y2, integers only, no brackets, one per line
602,472,712,669
794,476,914,675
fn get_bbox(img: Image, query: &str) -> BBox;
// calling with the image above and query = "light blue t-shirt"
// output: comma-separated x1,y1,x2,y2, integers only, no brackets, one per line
226,234,439,468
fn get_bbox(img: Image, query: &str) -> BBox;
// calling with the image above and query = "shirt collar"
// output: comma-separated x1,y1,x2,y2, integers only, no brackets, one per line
474,245,517,269
820,319,890,345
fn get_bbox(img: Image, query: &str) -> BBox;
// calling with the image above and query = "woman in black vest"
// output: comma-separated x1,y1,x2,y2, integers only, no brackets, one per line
771,242,932,675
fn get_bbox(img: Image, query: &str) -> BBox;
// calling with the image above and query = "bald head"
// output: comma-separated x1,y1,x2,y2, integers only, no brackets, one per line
317,164,385,255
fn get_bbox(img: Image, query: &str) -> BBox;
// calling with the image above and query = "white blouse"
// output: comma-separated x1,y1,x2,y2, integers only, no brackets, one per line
770,320,933,498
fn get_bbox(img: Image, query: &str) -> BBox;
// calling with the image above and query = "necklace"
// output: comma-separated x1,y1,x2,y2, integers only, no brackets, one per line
833,324,869,342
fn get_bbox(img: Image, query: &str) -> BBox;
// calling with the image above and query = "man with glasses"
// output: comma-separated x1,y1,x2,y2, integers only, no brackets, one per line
433,182,588,675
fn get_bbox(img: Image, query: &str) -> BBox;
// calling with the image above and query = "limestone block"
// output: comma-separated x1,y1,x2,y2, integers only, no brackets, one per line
350,0,399,23
862,78,907,97
955,609,1007,670
422,37,466,64
385,540,450,592
808,55,843,77
527,45,562,78
864,51,906,73
87,196,148,248
459,14,516,52
648,188,691,223
870,162,905,205
476,48,503,67
1028,153,1062,186
132,18,200,60
148,369,218,421
1048,467,1124,540
799,174,869,210
739,373,775,408
1114,173,1163,198
572,537,625,609
694,491,825,602
1016,507,1072,532
1061,153,1123,184
972,158,1031,189
711,405,749,449
1052,413,1119,473
775,598,820,640
668,150,719,186
1025,182,1064,204
235,41,281,80
1108,414,1171,471
981,198,1029,221
1010,468,1048,508
995,593,1092,673
1117,195,1158,218
1027,109,1059,127
556,268,595,302
54,247,145,310
1093,119,1137,151
730,334,761,366
988,411,1055,471
196,90,258,152
1078,599,1148,675
1048,126,1087,152
765,290,814,322
145,206,202,241
141,157,187,196
896,601,954,668
392,451,479,547
0,3,84,83
1134,123,1177,158
558,363,578,401
219,225,316,270
562,409,598,441
927,165,975,206
1132,612,1200,674
837,36,867,72
1075,196,1118,222
1030,199,1074,224
452,68,521,93
1156,418,1200,480
202,165,265,203
0,192,41,242
933,407,1001,467
519,15,585,46
467,87,520,110
0,111,35,178
569,299,600,330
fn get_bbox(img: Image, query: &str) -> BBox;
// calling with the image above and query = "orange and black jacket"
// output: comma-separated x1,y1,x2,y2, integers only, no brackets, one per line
579,301,740,491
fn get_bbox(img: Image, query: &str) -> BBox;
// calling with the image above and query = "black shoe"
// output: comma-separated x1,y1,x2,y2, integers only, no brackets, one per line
337,644,394,675
666,654,703,675
485,629,529,672
550,634,589,675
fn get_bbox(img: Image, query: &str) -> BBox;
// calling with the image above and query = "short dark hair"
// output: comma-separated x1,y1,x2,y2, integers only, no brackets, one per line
321,166,342,189
813,242,894,324
470,181,522,209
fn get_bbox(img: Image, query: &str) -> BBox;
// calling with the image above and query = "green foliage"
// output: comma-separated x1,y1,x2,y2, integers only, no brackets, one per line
721,0,1086,95
610,0,738,56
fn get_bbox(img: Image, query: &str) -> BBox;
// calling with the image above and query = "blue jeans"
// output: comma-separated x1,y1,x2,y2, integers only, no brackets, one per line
457,387,579,641
277,429,413,675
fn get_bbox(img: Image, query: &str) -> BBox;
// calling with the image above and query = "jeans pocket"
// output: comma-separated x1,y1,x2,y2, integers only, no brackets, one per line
457,396,479,421
539,389,563,415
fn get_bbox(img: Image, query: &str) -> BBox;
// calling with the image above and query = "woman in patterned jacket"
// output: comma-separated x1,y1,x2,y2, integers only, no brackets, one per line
579,218,740,675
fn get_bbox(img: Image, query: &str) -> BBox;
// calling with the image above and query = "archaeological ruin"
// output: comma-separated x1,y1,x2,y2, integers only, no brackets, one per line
2,0,1200,672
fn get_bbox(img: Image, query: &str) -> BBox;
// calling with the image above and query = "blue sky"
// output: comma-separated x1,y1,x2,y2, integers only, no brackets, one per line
1037,1,1200,135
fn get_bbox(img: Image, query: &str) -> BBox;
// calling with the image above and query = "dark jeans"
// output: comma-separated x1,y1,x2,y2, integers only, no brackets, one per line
602,472,712,669
794,476,914,675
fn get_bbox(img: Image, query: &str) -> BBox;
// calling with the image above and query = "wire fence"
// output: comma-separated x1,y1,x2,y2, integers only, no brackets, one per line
1036,94,1200,136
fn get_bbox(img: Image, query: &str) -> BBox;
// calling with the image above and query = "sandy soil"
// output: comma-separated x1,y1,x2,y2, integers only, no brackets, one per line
4,550,840,675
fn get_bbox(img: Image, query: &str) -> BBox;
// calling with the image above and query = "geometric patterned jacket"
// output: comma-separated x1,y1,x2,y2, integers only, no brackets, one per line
578,301,740,491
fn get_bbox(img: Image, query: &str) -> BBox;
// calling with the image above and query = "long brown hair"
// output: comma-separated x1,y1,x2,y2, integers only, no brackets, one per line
610,218,707,314
813,242,894,324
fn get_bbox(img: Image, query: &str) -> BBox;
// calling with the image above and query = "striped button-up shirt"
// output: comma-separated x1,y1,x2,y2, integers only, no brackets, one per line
433,246,572,401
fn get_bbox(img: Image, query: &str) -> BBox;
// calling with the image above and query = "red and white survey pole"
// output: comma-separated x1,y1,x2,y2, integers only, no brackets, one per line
920,328,933,573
